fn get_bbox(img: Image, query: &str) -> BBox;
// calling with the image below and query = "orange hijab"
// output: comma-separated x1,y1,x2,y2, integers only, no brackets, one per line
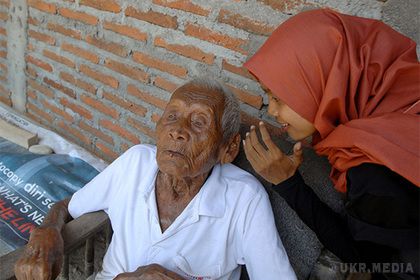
244,9,420,192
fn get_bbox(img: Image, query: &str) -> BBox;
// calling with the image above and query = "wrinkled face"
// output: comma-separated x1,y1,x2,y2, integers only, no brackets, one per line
156,84,225,178
265,89,316,141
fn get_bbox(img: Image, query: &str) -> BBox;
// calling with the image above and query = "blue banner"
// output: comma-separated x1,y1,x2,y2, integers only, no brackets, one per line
0,137,98,253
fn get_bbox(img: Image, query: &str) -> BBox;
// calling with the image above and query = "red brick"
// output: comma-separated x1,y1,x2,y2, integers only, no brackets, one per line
0,51,6,58
222,59,256,80
184,23,247,54
153,76,179,93
95,140,119,162
258,0,304,12
60,97,93,120
103,21,147,41
119,142,131,153
26,66,38,78
0,0,9,8
28,0,57,14
0,83,7,95
61,43,99,64
79,120,113,144
47,23,82,39
28,30,56,45
43,50,76,68
127,117,155,139
80,95,119,119
25,112,43,126
86,35,128,57
28,17,40,26
127,84,168,110
27,102,54,123
0,96,11,106
104,58,149,83
59,72,97,94
0,62,6,72
26,55,53,72
226,84,262,109
0,74,6,81
125,6,178,29
79,64,119,89
0,40,6,47
0,11,8,21
103,91,147,117
80,0,121,13
151,113,161,123
132,51,187,78
99,119,140,145
59,8,98,25
0,27,5,36
43,77,76,99
28,78,54,98
154,37,214,65
152,0,210,16
27,89,37,100
218,9,275,36
41,99,74,122
27,43,35,51
57,120,91,146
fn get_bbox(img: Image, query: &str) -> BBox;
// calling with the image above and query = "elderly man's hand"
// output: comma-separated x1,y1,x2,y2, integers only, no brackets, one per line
14,226,64,280
114,264,185,280
244,122,303,184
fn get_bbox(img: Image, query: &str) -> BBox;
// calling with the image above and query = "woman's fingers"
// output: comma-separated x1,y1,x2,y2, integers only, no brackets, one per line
243,138,263,170
258,122,283,155
290,142,303,167
247,126,268,160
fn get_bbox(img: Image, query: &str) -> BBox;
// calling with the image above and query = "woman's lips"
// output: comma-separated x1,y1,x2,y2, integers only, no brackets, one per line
279,123,289,132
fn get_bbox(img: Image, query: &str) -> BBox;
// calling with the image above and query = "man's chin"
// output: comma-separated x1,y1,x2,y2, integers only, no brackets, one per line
157,162,189,177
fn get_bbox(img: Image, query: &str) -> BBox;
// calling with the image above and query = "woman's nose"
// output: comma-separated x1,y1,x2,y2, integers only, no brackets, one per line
267,102,278,117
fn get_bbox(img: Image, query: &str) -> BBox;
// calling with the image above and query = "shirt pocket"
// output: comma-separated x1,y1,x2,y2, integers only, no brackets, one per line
173,254,221,280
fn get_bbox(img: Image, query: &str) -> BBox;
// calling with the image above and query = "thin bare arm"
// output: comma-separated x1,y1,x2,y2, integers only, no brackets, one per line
14,197,72,280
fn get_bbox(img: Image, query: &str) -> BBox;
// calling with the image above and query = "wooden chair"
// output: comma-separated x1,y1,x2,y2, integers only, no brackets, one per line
0,211,110,280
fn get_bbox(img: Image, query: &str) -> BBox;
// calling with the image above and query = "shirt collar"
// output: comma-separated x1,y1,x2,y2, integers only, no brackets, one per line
196,164,227,218
142,162,227,219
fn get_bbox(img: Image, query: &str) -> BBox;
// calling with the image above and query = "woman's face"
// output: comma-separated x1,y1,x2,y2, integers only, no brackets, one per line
265,87,316,141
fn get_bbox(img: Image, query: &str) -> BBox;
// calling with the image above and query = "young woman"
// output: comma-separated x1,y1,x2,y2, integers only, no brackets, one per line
242,9,419,278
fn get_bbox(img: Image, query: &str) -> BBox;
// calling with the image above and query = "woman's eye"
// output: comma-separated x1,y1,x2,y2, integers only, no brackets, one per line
167,114,176,120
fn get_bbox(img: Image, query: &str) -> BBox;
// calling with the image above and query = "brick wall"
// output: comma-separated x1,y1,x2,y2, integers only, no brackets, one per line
0,0,414,162
0,0,9,106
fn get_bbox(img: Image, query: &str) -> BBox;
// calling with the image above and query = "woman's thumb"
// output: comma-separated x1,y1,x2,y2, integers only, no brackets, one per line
292,142,303,166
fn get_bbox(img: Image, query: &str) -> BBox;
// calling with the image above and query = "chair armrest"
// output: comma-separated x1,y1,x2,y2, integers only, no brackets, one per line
0,211,109,280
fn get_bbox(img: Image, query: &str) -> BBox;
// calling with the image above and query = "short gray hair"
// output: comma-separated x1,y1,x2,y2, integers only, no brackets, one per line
180,77,241,142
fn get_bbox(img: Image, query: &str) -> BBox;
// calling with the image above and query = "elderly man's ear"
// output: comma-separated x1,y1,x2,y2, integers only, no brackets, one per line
219,133,241,164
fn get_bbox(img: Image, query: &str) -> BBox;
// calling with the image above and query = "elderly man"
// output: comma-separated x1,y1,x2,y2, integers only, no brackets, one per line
15,78,296,280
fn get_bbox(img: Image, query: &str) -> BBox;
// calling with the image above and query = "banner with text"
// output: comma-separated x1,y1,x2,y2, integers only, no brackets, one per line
0,138,98,255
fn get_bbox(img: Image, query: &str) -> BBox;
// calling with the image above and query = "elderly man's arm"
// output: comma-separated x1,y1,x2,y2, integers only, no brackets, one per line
241,191,297,280
14,197,72,280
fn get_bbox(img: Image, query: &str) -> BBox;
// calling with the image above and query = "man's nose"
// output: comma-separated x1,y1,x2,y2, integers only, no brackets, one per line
169,127,189,141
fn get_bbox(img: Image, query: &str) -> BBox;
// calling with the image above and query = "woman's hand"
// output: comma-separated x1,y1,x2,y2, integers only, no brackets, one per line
114,264,184,280
14,226,64,280
243,122,303,184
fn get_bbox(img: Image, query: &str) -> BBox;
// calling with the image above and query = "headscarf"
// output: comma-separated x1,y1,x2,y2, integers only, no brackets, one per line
244,9,420,192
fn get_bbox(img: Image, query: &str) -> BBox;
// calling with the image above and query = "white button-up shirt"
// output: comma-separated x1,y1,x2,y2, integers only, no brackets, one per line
69,145,296,280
